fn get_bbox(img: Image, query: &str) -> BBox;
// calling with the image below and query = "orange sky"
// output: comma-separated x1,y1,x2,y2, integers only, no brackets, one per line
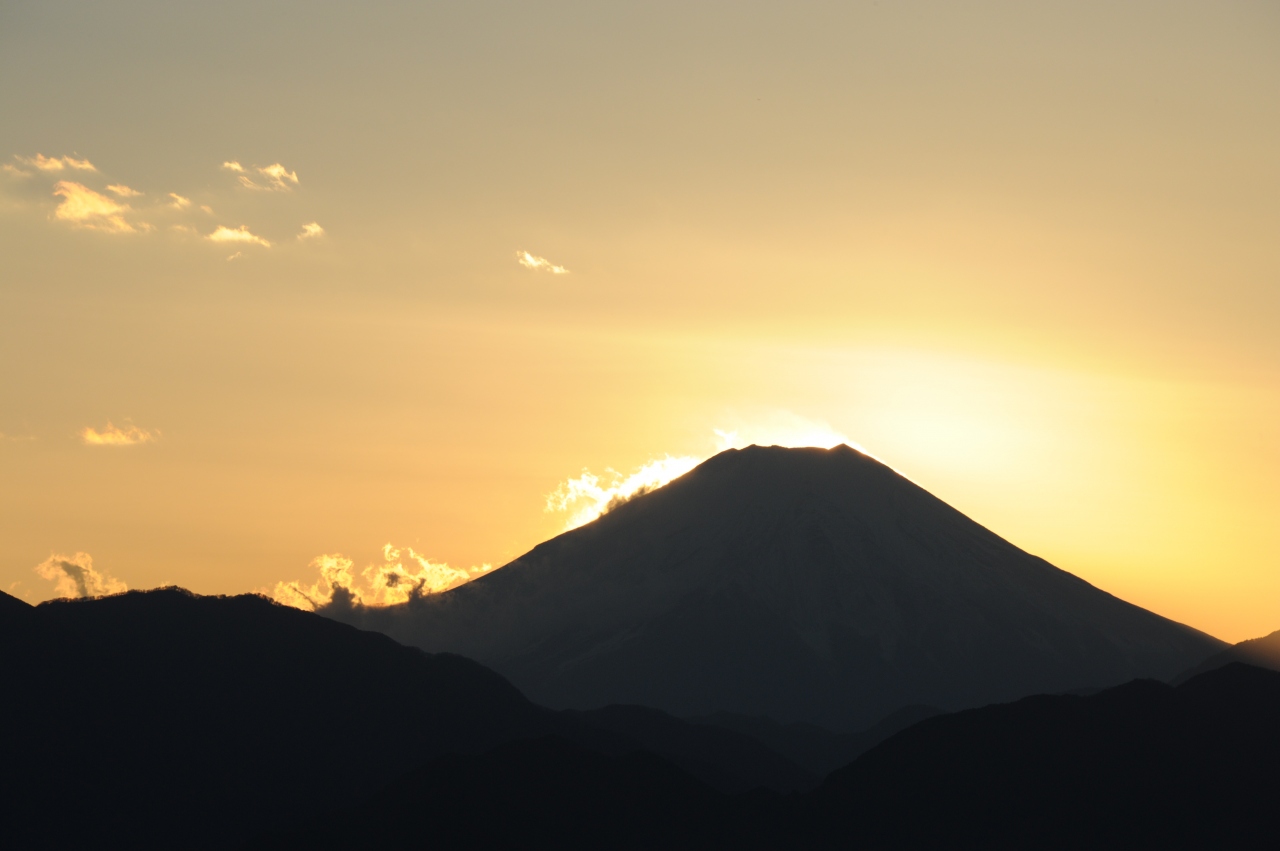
2,0,1277,641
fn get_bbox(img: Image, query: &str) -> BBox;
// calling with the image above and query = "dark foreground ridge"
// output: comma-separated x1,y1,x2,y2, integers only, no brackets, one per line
0,588,813,849
3,588,1276,849
331,444,1224,728
258,662,1280,850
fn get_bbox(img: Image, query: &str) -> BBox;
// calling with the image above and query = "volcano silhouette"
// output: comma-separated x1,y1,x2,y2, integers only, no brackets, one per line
332,445,1222,728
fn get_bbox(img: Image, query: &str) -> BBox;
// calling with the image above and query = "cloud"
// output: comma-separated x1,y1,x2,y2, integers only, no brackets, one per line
207,224,271,247
34,552,127,599
80,421,157,446
168,192,192,209
271,544,494,610
52,181,135,233
516,250,570,274
234,162,299,191
226,251,243,261
546,455,702,530
18,153,97,172
297,222,324,241
106,184,142,197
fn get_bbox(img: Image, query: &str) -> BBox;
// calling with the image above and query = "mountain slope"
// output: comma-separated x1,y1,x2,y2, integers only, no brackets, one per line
820,663,1280,849
331,445,1223,728
1172,627,1280,684
0,587,816,847
259,665,1280,850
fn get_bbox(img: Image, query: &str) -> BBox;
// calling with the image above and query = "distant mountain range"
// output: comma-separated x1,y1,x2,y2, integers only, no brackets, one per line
258,662,1280,850
328,445,1224,728
2,586,1277,848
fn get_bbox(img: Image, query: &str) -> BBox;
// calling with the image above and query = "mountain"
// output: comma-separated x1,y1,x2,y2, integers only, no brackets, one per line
258,664,1280,850
1172,627,1280,684
329,444,1224,728
251,736,787,851
0,588,810,848
818,662,1280,849
571,704,817,792
685,704,943,776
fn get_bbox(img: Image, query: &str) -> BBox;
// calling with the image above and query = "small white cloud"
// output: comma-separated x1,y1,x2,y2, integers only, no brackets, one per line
258,162,298,189
207,224,271,247
3,162,32,177
106,184,142,197
169,192,192,209
80,421,157,446
236,162,300,191
516,250,570,275
226,251,243,261
52,182,135,233
297,221,324,241
221,161,245,172
200,204,214,214
35,552,126,599
18,153,97,172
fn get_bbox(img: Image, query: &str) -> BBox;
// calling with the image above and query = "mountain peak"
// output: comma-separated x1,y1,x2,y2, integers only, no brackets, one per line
331,444,1223,729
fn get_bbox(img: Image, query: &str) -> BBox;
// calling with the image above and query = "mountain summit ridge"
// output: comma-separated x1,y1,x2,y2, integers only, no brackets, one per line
330,444,1222,728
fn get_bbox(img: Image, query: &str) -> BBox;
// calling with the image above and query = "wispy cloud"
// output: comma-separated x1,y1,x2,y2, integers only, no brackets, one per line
34,552,127,599
207,224,271,247
52,181,135,233
17,153,97,173
168,192,192,209
233,161,300,191
80,421,157,446
546,456,702,530
297,221,324,241
271,544,494,610
226,251,243,261
516,250,570,274
106,184,142,197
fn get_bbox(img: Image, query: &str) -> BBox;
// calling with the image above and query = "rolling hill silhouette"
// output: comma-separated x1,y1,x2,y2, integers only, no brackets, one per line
1172,626,1280,684
257,663,1280,850
329,445,1223,728
0,588,813,848
819,662,1280,849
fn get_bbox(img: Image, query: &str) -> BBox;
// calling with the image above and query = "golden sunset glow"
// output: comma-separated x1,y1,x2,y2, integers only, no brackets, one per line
2,1,1277,642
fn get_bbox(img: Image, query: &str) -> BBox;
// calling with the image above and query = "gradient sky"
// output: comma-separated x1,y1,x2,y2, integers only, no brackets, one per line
2,0,1277,641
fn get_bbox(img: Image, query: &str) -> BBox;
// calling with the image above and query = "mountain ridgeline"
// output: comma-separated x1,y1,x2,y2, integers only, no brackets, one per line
330,445,1223,728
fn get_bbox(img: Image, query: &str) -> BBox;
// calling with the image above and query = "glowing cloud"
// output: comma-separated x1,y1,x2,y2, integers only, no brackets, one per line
516,250,570,274
546,454,703,530
236,162,299,191
52,181,135,233
169,192,192,209
207,225,271,247
297,222,325,240
271,545,494,610
34,552,127,599
80,421,157,446
106,184,141,197
18,153,97,172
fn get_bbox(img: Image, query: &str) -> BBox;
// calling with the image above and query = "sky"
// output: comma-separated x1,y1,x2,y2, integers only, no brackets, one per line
1,0,1277,642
